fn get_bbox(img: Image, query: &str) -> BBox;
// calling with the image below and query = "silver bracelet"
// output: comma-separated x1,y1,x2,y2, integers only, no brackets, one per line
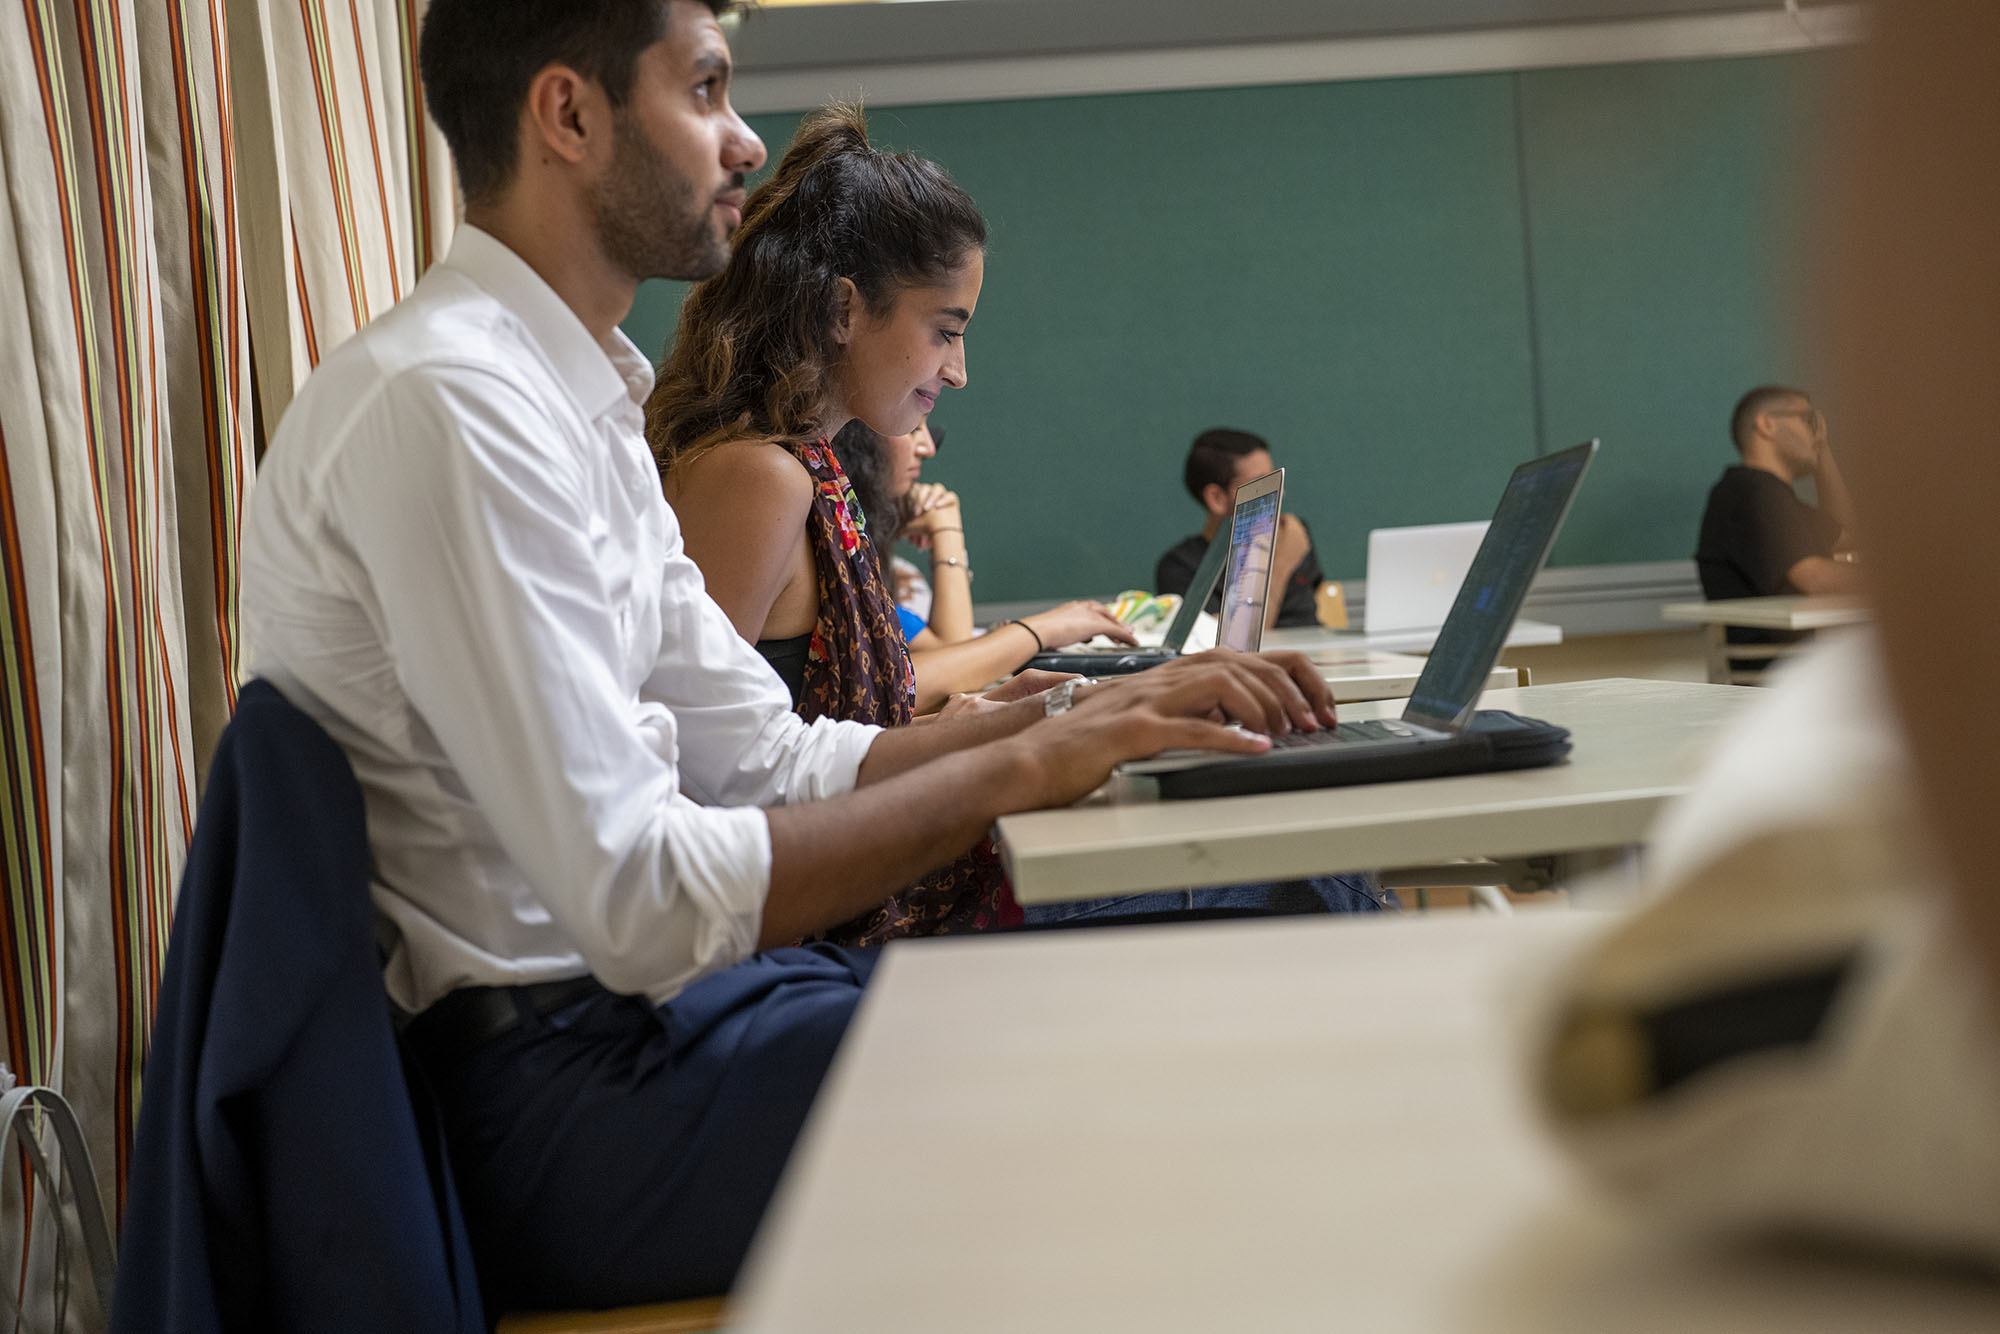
1043,675,1097,716
934,554,972,582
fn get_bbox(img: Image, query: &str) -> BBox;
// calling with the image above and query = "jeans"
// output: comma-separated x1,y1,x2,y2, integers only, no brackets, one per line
1021,872,1392,925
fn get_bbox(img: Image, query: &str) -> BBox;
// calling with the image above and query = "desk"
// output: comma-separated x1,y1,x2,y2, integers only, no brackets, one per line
1314,648,1519,703
1661,596,1870,683
1660,594,1870,632
734,914,2000,1333
1265,618,1564,657
996,678,1754,905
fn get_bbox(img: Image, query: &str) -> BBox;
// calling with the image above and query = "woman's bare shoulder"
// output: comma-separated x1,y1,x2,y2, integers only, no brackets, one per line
667,438,814,508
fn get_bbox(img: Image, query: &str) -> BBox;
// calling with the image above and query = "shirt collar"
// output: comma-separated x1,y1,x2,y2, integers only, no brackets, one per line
441,224,650,421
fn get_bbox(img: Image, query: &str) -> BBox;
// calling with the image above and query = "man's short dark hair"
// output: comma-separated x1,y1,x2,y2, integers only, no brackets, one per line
1730,385,1808,454
1183,428,1270,503
419,0,735,206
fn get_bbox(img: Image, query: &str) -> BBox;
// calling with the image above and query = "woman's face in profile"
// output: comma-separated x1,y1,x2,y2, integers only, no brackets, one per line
832,252,983,438
884,420,936,498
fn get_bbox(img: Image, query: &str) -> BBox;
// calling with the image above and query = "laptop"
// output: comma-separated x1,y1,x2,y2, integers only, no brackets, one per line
1119,440,1598,801
1026,468,1285,675
1363,520,1491,635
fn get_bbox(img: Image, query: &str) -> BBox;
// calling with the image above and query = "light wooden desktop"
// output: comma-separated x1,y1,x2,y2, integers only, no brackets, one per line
1661,595,1871,684
734,913,2000,1333
1312,647,1520,703
1266,617,1564,656
1660,594,1870,632
996,678,1755,905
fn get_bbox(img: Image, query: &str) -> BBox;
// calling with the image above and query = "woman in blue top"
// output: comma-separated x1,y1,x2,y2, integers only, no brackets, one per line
832,416,1133,710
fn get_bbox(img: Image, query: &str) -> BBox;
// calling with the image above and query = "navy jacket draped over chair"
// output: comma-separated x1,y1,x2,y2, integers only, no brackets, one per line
112,680,484,1333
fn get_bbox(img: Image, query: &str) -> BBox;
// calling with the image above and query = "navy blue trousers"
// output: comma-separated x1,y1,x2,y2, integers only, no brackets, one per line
413,943,879,1312
418,882,1384,1312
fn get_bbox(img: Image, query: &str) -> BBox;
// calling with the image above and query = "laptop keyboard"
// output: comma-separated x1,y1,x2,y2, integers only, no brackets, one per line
1268,719,1420,750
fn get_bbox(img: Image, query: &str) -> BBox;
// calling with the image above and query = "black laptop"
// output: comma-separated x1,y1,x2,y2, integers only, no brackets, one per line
1118,440,1598,800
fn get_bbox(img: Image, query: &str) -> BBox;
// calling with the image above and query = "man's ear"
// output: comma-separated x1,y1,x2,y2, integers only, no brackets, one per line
1201,482,1231,517
521,64,603,171
830,277,860,346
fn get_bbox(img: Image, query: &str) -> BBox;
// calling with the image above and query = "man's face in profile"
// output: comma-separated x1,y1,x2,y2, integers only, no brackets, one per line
584,0,765,284
1767,397,1821,473
1206,447,1278,518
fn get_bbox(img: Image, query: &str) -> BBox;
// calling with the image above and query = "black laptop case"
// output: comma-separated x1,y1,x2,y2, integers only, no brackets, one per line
1025,648,1175,675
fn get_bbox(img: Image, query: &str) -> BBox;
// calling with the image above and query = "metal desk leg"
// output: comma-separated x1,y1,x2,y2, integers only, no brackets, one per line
1551,845,1645,905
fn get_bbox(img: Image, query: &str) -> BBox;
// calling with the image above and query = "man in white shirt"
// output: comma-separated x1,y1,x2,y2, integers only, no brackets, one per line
241,0,1337,1309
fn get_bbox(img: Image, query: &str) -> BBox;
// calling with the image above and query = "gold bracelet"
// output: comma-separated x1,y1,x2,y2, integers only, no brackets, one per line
935,554,972,582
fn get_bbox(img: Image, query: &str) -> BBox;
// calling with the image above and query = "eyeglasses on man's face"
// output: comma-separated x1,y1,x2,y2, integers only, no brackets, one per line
1766,406,1824,433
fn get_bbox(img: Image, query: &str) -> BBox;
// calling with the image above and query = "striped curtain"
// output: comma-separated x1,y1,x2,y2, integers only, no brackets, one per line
1,0,449,1319
233,0,454,427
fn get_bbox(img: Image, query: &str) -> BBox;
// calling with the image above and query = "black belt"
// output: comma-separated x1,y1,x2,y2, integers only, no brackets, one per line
403,975,610,1059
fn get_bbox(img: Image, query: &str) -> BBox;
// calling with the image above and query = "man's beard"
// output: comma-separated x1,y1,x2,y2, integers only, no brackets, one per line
588,115,730,284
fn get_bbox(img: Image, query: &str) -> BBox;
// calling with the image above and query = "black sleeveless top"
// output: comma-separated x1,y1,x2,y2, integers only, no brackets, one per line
755,631,812,703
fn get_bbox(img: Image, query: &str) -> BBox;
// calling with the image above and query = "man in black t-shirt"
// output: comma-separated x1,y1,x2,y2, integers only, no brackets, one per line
1696,386,1863,658
1156,428,1324,630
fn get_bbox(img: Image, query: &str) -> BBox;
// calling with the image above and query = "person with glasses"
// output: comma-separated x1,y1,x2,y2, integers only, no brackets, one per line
1695,386,1864,670
873,416,957,629
1698,387,1862,597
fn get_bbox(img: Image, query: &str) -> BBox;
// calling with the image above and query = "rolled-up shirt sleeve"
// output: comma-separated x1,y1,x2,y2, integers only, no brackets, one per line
646,542,880,810
330,365,818,998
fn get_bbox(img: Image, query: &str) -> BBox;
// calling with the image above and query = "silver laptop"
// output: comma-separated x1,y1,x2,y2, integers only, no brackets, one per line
1026,468,1284,674
1363,520,1490,634
1215,467,1283,653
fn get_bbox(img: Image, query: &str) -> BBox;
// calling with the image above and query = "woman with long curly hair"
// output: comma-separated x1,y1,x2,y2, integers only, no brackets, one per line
650,106,1384,940
648,104,1133,944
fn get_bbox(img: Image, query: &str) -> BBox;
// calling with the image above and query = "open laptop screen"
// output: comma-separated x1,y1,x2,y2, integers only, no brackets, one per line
1218,469,1284,653
1403,441,1598,731
1363,521,1490,634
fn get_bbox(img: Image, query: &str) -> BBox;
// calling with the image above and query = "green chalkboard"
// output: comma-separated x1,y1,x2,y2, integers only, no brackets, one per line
623,54,1834,602
1520,56,1834,567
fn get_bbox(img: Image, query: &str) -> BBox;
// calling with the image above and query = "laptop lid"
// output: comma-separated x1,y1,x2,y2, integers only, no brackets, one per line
1159,519,1232,653
1401,440,1599,734
1363,521,1491,634
1216,468,1285,653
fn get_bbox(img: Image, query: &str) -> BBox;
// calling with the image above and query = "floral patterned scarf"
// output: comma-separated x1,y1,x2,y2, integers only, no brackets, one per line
790,439,1020,942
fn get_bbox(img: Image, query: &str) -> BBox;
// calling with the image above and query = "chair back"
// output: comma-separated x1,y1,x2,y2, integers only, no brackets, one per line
112,681,483,1333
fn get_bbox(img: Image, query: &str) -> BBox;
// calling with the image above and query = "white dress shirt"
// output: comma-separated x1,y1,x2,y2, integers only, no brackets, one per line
242,226,880,1012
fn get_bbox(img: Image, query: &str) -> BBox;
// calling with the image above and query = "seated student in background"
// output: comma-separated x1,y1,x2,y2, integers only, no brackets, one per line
1696,387,1863,670
1696,386,1863,601
830,416,1131,708
1157,427,1324,630
843,415,949,623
